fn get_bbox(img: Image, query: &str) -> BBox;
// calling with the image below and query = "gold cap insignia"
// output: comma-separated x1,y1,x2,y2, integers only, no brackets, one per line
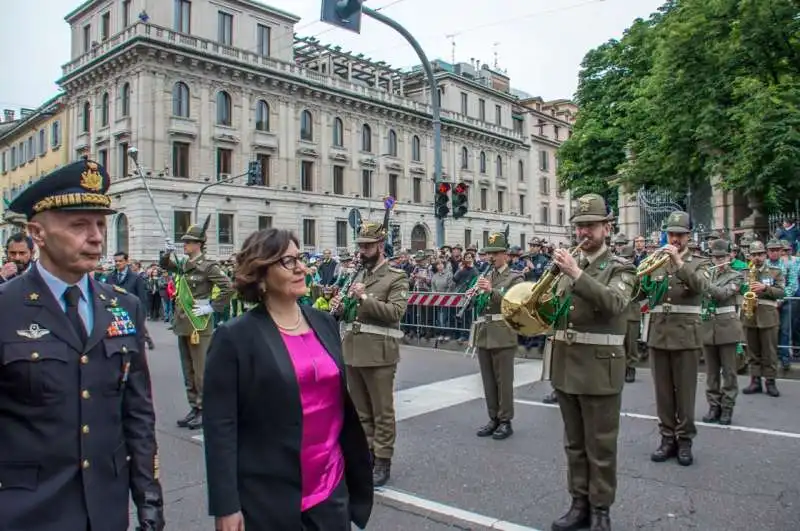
579,197,592,213
669,212,682,224
488,233,498,244
80,161,103,192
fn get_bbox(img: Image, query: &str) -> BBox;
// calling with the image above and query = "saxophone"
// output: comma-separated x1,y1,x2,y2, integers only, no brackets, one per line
741,264,758,319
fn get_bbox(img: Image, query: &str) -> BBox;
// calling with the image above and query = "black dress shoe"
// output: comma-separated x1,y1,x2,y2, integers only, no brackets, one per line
590,506,611,531
177,408,198,428
765,379,780,397
186,411,203,430
492,422,513,440
476,420,499,437
701,406,721,423
677,439,693,466
718,408,732,425
373,458,391,488
552,497,590,531
624,366,636,383
650,436,677,462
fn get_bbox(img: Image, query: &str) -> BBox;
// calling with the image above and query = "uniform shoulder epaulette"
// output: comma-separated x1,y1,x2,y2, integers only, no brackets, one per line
112,285,128,294
610,255,632,265
388,265,406,274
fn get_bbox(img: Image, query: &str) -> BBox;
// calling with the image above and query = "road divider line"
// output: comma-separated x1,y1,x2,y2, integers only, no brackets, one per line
515,399,800,439
377,487,542,531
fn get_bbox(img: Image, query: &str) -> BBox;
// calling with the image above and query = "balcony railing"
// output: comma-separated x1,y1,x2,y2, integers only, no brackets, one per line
62,22,524,142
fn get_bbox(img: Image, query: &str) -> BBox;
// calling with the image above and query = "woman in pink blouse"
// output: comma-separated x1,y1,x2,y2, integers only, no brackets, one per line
203,229,373,531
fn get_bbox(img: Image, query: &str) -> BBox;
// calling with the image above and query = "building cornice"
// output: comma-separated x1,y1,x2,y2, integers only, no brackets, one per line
0,95,65,144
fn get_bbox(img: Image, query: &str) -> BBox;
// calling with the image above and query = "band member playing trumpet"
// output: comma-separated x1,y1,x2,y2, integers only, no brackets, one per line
700,239,744,425
639,211,710,467
548,194,636,531
471,229,523,440
740,240,784,397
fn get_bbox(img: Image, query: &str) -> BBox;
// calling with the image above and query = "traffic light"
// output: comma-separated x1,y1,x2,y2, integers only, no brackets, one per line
452,182,469,219
246,160,262,186
320,0,363,34
435,182,451,219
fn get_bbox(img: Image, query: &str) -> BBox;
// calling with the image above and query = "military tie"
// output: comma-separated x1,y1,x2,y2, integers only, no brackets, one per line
64,285,88,345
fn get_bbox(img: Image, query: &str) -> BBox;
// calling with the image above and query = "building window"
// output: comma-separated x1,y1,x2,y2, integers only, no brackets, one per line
217,11,233,45
539,150,550,172
101,12,110,40
332,165,344,194
518,160,524,181
336,220,348,248
173,210,192,243
388,173,398,199
255,100,269,131
257,24,270,56
98,148,108,170
412,177,421,203
496,155,503,177
216,91,232,126
361,169,372,198
300,110,313,141
411,135,421,161
519,194,526,215
122,0,132,27
301,161,313,191
495,104,502,126
118,142,129,177
218,213,234,244
258,216,272,231
10,147,16,169
361,124,372,152
520,234,527,248
100,92,109,126
461,146,469,169
120,83,131,117
540,204,550,224
172,82,190,117
557,206,565,226
480,188,488,210
216,148,232,180
554,125,560,141
172,142,190,177
540,176,550,195
332,117,343,147
51,121,61,147
81,101,91,133
256,153,270,186
302,219,316,247
482,230,490,248
497,190,504,212
464,229,472,247
175,0,191,33
479,151,486,173
38,129,47,156
83,24,91,53
479,99,486,121
387,129,398,156
461,92,468,115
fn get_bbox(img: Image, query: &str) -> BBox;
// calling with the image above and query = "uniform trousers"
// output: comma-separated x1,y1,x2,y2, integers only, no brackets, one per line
346,365,397,459
476,347,516,422
300,478,350,531
177,333,211,410
744,326,779,378
625,320,640,369
650,348,699,440
703,343,738,410
554,390,622,508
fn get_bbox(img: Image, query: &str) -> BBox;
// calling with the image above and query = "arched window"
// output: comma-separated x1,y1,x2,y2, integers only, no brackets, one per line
461,146,469,169
332,117,343,147
216,91,232,126
172,82,190,117
496,155,503,177
387,129,397,156
82,101,91,133
120,83,131,117
255,100,269,131
411,135,421,161
300,109,313,140
115,213,129,255
361,124,372,152
100,93,109,126
479,151,486,173
410,224,428,251
518,160,524,181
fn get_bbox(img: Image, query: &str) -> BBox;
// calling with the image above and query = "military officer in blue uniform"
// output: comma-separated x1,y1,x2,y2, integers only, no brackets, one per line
0,159,165,531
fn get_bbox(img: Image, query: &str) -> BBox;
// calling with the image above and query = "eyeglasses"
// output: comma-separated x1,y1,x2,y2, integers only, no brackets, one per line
272,255,305,271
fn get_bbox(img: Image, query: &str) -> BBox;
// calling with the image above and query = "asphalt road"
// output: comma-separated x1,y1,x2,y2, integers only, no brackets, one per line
139,321,800,531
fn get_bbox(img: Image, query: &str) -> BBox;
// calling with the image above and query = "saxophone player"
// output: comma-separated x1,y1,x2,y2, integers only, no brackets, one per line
700,239,744,425
740,240,784,397
549,194,636,531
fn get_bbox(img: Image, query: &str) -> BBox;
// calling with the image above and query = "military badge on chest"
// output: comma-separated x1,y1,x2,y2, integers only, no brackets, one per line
106,300,137,337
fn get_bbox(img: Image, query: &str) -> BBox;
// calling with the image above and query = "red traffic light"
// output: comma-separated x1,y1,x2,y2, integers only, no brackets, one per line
438,182,451,194
454,182,468,194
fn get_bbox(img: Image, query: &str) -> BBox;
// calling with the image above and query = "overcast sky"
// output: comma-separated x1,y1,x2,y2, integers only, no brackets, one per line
1,0,665,111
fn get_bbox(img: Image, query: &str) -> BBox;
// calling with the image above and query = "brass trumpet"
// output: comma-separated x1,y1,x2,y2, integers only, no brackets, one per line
636,247,671,278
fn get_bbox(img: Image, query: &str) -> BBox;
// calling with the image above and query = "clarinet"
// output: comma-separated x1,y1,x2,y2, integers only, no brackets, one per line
456,265,494,319
330,255,363,314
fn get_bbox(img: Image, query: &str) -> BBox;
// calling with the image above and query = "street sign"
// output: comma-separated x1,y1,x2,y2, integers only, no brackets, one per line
320,0,363,34
383,195,395,210
348,208,362,229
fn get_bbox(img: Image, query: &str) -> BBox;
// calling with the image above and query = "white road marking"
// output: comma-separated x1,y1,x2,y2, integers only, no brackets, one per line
378,487,542,531
515,399,800,439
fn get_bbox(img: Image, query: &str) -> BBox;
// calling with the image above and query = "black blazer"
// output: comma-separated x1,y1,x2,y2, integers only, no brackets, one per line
105,269,147,304
203,304,373,530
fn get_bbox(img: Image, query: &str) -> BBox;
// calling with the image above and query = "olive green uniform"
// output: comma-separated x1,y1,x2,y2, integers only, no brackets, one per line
471,265,524,424
701,257,744,420
618,245,641,377
741,263,784,380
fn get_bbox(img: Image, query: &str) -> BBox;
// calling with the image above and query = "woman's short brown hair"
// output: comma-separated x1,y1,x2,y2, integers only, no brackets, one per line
234,228,299,303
